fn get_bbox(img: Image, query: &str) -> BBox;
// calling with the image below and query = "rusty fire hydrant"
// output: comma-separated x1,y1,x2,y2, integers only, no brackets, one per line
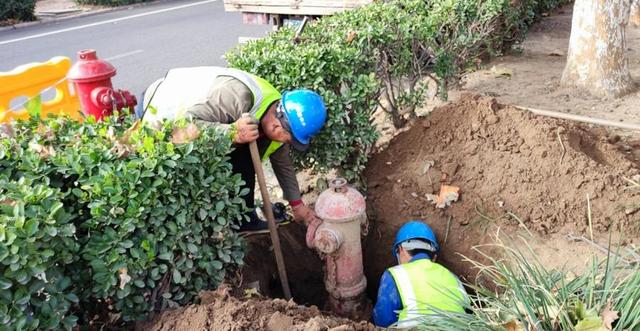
67,49,136,121
307,178,368,319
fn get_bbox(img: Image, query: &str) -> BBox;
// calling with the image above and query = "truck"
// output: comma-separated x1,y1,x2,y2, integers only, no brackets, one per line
223,0,372,28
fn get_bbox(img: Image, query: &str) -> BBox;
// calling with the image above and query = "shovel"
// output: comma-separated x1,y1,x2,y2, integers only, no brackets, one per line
248,139,292,300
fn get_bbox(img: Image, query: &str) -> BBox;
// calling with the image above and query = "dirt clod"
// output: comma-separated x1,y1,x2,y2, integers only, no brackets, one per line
268,311,294,331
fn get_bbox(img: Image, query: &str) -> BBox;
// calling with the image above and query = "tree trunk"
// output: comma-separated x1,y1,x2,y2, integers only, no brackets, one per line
561,0,635,98
632,0,640,26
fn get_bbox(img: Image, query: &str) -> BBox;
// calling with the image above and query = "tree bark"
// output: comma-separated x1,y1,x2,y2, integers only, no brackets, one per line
631,0,640,27
561,0,635,98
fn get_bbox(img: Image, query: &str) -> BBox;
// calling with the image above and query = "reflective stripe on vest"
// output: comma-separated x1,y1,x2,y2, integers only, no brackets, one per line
143,67,283,161
388,259,467,328
243,72,283,161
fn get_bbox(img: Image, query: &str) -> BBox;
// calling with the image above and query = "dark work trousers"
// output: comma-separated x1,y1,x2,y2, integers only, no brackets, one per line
228,138,272,211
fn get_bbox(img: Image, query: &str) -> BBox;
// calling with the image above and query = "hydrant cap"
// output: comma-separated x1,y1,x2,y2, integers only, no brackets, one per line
315,178,365,222
67,49,117,82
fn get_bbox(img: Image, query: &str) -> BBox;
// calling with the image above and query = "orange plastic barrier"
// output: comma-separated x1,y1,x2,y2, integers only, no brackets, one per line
0,56,82,123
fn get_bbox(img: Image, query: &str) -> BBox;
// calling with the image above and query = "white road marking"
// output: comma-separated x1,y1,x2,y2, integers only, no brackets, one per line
238,36,260,44
0,0,218,46
105,49,144,61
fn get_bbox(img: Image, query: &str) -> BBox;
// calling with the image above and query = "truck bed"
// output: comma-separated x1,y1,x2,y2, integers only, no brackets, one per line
223,0,372,16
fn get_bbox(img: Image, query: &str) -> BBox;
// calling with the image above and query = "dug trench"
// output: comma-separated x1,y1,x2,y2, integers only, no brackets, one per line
142,94,640,330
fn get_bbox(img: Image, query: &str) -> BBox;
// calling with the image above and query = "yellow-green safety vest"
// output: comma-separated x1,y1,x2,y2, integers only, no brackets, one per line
240,72,283,161
142,67,283,161
388,259,467,328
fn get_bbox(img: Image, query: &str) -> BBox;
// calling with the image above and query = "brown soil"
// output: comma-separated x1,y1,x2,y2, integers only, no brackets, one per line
459,4,640,130
364,93,640,289
140,290,377,331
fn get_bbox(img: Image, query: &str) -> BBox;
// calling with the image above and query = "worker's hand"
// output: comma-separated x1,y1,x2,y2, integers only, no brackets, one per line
291,203,319,225
232,115,259,144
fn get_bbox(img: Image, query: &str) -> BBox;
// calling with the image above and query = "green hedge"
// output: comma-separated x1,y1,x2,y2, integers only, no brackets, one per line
227,0,568,183
0,0,36,22
74,0,152,6
0,178,78,330
0,113,247,329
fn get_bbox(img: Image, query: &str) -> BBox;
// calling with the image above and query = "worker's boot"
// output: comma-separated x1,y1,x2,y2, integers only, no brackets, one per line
239,202,292,234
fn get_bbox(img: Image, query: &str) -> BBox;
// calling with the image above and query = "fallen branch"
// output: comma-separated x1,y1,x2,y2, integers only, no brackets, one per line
622,176,640,191
444,215,452,245
587,194,593,241
516,105,640,131
566,233,636,267
556,129,566,165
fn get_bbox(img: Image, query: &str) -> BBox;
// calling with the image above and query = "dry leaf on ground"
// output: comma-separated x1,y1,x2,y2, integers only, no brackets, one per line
491,65,513,78
503,320,525,331
601,302,619,330
422,160,435,174
426,185,460,208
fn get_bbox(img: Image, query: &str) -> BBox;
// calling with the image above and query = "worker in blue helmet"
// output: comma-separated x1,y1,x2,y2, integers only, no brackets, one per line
139,67,327,233
372,221,469,328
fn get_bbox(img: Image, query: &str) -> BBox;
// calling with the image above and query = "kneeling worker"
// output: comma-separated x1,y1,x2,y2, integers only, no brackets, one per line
140,67,327,232
373,221,469,328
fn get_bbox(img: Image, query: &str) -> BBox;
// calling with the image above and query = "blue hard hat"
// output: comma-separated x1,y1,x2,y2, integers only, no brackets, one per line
280,89,327,151
392,221,440,256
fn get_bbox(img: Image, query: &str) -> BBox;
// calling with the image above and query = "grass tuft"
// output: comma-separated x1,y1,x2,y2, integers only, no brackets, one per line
414,235,640,330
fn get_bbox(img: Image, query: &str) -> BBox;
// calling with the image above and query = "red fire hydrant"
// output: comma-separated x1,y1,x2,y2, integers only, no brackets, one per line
67,49,137,121
307,178,369,319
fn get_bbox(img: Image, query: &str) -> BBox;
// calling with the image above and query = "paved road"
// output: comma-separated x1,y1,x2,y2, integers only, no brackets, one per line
0,0,270,94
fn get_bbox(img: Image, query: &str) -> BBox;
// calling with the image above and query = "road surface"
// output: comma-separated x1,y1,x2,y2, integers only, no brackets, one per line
0,0,270,94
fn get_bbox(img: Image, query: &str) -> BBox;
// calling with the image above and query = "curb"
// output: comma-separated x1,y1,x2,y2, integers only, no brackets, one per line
0,0,167,33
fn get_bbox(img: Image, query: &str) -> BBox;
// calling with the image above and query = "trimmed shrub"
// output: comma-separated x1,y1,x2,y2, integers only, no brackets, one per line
227,0,567,183
0,113,248,329
228,26,380,183
0,0,36,22
0,178,79,330
501,0,571,49
74,0,152,6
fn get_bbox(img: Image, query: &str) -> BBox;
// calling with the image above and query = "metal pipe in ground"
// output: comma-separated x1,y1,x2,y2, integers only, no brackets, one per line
515,105,640,131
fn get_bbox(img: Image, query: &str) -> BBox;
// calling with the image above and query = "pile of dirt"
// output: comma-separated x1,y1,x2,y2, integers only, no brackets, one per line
140,290,377,331
364,93,640,289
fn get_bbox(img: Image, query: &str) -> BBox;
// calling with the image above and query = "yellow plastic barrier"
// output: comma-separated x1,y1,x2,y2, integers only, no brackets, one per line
0,56,82,123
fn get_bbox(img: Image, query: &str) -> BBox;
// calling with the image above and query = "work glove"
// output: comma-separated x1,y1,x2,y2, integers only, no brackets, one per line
291,203,320,226
232,115,259,144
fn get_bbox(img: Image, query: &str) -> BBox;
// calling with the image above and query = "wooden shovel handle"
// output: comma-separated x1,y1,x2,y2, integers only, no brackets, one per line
248,140,292,300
